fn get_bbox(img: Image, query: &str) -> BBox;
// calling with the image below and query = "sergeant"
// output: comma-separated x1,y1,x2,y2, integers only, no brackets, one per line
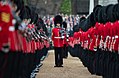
52,15,64,67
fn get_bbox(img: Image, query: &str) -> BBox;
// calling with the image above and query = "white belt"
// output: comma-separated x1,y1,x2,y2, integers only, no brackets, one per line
106,36,110,38
54,37,62,39
12,19,16,25
115,35,118,38
112,37,114,39
0,26,15,32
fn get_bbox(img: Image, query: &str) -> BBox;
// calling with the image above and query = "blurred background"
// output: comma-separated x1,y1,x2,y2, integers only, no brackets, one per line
24,0,118,16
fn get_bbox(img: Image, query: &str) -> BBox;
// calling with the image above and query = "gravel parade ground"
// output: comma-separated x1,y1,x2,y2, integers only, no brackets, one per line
36,50,102,78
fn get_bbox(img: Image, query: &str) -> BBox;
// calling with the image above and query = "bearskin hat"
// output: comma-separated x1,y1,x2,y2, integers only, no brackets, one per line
73,25,79,32
106,4,115,22
93,5,102,22
54,15,63,26
80,16,86,22
19,7,29,20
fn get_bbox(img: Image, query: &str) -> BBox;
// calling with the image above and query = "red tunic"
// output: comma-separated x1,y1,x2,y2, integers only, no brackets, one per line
89,27,96,51
78,30,82,44
27,41,31,53
68,37,74,47
21,37,27,53
0,3,13,51
62,32,68,46
31,40,35,53
73,32,79,45
113,21,119,51
52,28,63,47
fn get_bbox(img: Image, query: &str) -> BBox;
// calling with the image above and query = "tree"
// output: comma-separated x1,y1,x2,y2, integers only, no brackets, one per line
60,0,71,14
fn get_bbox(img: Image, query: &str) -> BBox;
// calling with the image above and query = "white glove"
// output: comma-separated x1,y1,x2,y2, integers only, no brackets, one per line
61,36,65,39
2,44,10,53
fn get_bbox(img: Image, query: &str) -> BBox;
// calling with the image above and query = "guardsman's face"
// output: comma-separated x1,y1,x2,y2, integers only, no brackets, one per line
11,2,17,12
56,23,60,27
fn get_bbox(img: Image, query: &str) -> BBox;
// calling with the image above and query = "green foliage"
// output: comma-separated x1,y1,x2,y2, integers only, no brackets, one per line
60,0,71,15
24,0,28,5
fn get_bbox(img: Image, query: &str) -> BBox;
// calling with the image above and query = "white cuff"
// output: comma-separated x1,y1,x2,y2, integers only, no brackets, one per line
12,19,16,25
9,26,15,31
62,36,65,39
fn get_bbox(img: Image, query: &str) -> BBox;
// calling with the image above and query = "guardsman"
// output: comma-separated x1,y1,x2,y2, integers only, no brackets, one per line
0,1,16,78
52,15,64,67
103,22,110,51
68,36,74,48
72,25,80,57
89,27,96,51
113,21,119,53
0,1,13,53
98,23,104,50
62,21,68,58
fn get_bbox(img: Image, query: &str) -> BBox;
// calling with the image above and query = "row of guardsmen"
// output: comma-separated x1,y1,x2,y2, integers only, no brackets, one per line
68,21,119,78
0,1,49,78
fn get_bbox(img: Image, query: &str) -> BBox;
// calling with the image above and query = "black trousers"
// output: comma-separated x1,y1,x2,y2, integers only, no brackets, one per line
54,47,63,66
0,51,8,78
63,45,68,58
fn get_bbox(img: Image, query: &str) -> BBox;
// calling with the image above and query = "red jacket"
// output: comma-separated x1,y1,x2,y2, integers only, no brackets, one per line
62,32,68,46
52,27,63,47
21,36,27,53
27,41,31,53
9,30,18,52
89,27,96,51
113,21,119,51
31,40,36,53
73,32,79,45
0,3,13,51
78,30,82,44
68,37,74,47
